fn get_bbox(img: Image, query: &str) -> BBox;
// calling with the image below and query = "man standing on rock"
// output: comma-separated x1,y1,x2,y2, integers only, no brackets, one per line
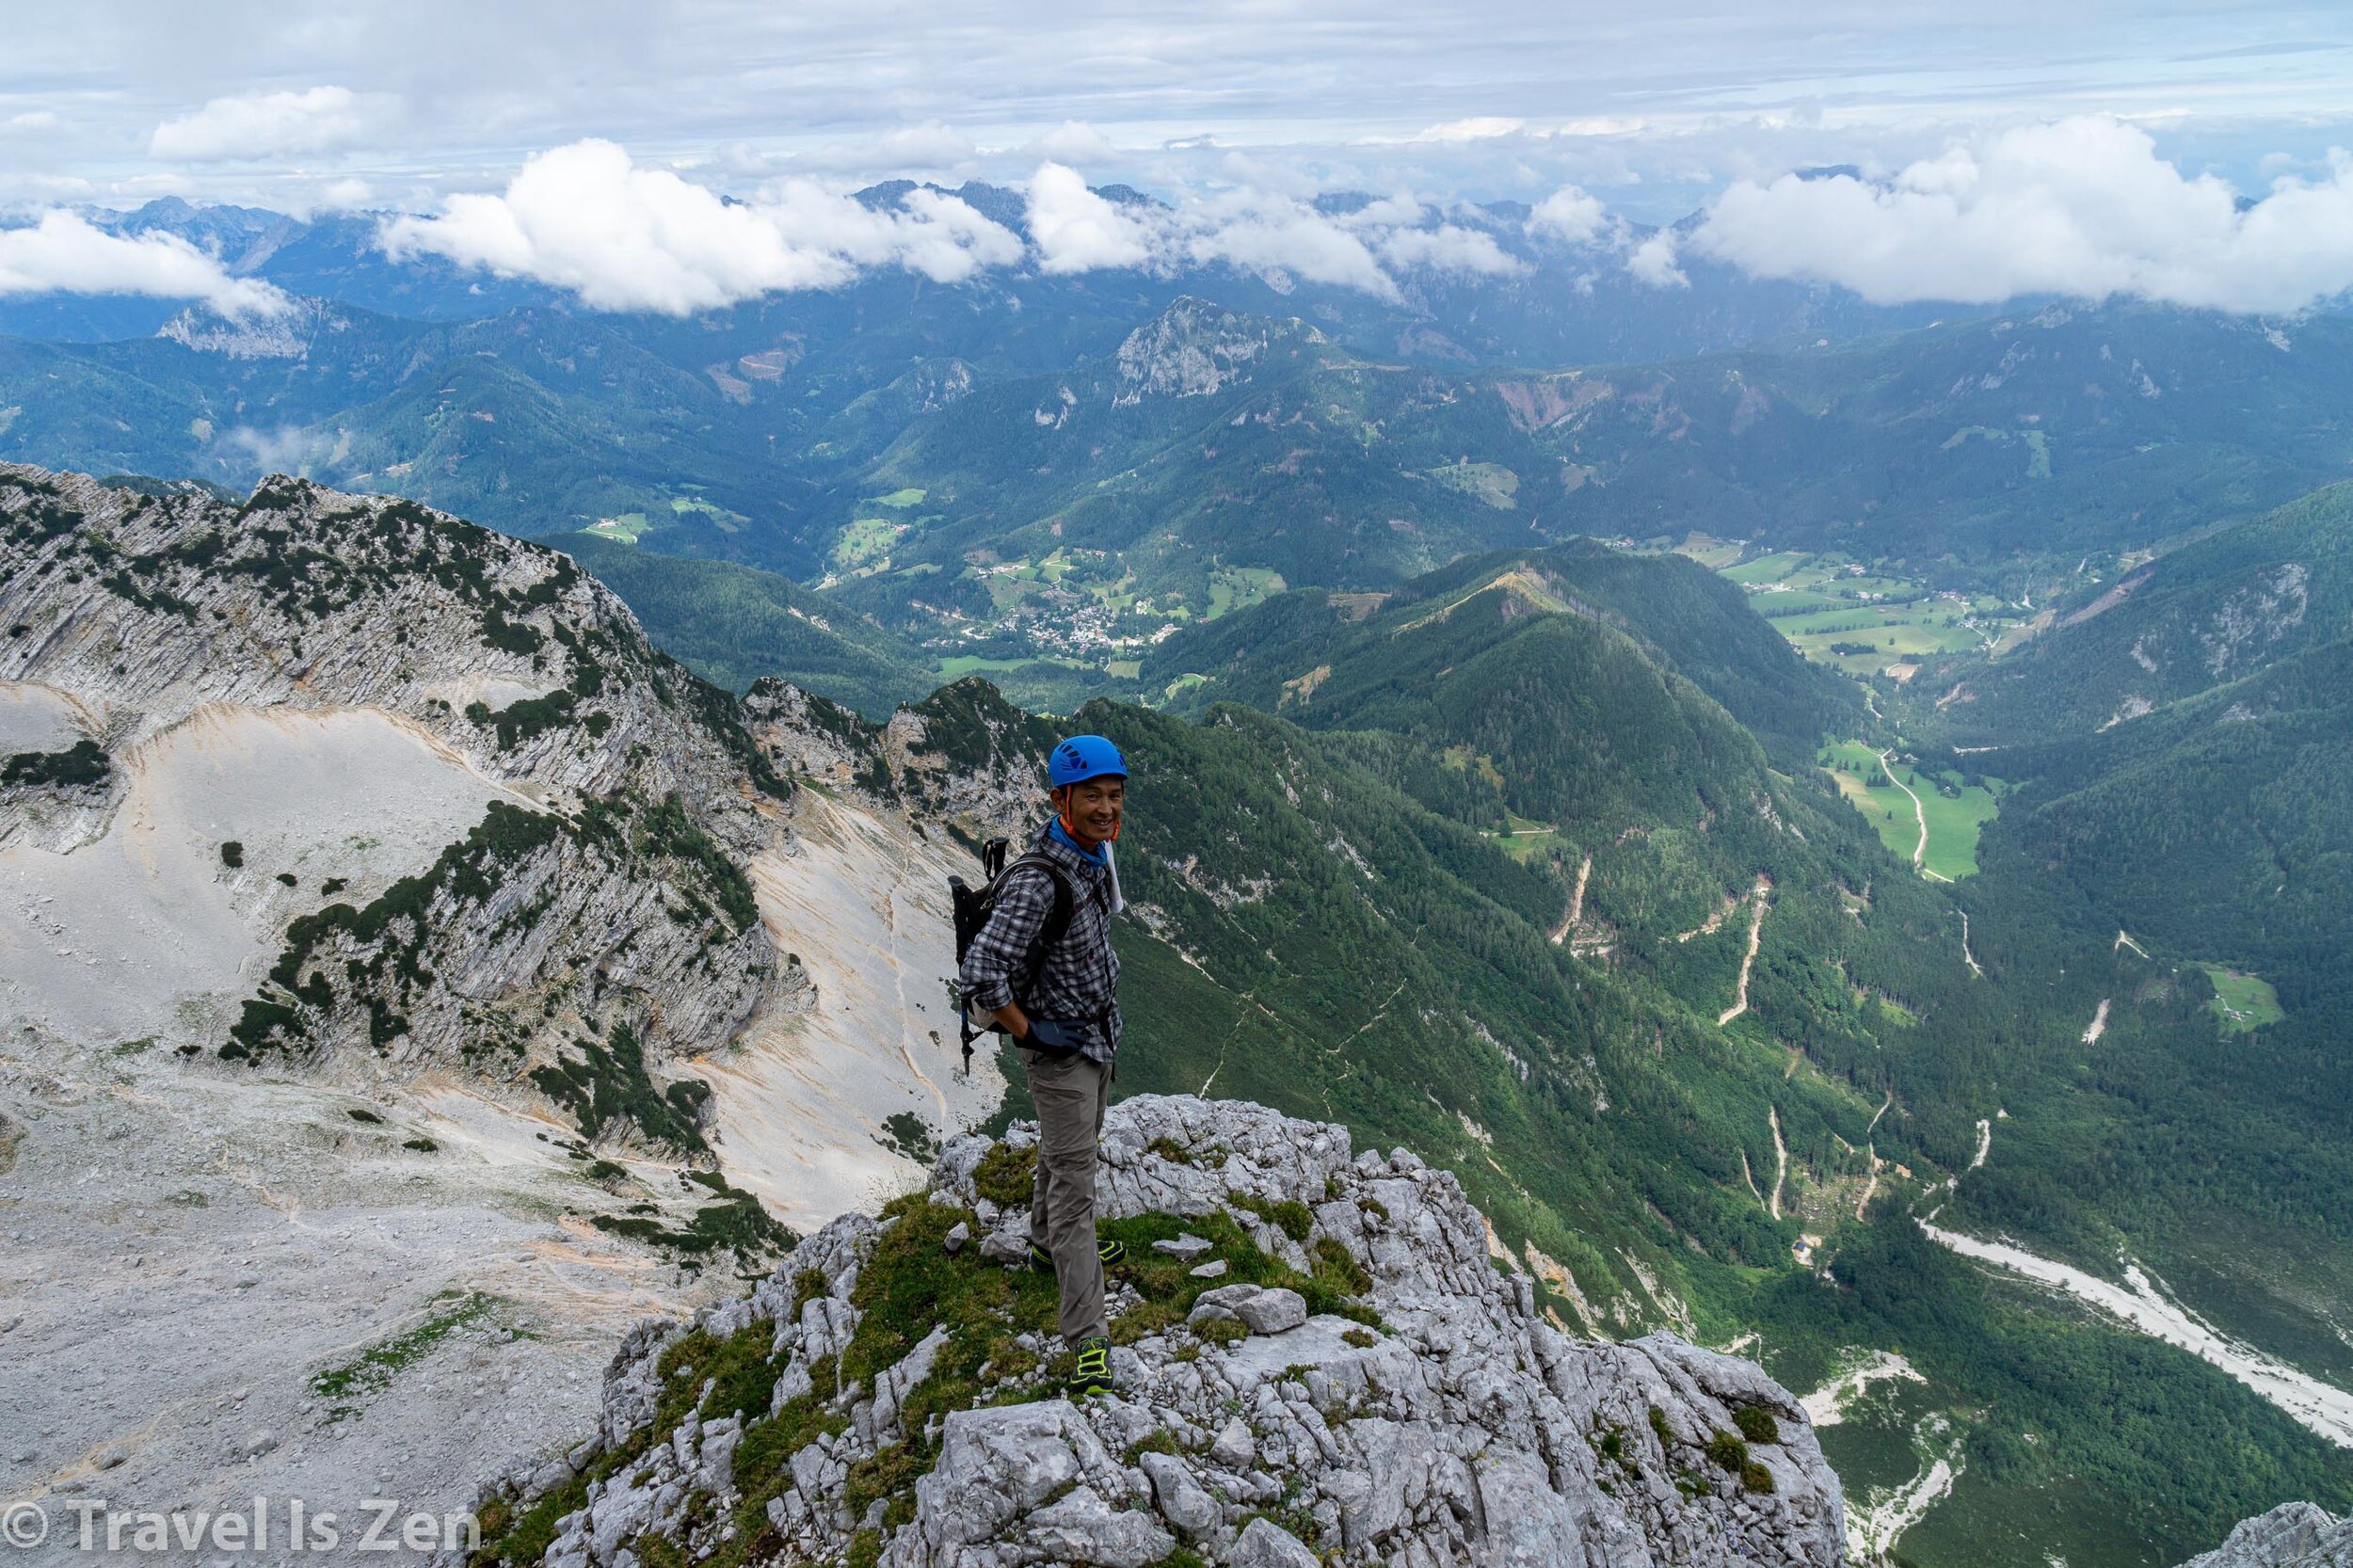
959,733,1132,1398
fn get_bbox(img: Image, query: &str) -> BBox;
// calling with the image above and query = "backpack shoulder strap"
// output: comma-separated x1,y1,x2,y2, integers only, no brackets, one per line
1004,854,1076,945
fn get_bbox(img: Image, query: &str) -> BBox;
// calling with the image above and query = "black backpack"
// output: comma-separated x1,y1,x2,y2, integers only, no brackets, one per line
949,836,1074,1070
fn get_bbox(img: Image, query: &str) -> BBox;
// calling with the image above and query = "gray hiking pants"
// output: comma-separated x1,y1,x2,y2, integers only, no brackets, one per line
1024,1046,1110,1346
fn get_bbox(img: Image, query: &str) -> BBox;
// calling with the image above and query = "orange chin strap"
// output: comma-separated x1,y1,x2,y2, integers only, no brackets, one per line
1058,809,1121,846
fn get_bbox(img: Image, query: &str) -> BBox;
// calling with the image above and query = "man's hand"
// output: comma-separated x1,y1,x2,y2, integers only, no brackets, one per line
989,1001,1031,1039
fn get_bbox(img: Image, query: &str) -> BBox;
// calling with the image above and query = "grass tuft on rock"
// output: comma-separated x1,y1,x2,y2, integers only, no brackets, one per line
970,1141,1037,1208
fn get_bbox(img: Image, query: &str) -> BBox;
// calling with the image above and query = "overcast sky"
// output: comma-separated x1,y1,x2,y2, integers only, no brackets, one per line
8,1,2353,315
7,1,2351,212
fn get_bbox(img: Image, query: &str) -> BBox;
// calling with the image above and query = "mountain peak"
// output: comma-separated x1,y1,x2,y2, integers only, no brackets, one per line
471,1094,1845,1568
1113,296,1320,402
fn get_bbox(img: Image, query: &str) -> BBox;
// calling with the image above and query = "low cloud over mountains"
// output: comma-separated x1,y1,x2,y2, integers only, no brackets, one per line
14,115,2353,320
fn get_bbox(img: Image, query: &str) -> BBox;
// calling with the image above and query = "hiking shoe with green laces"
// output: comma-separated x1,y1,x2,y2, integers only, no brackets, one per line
1066,1336,1114,1398
1029,1237,1128,1272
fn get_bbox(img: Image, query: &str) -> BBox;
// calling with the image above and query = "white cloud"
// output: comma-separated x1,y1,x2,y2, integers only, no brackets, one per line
1026,168,1412,297
1380,224,1523,277
0,173,95,202
1527,184,1609,245
317,178,374,211
223,425,315,472
380,139,1021,313
149,86,383,162
0,210,288,315
783,121,978,175
1333,194,1425,230
1029,121,1118,166
4,111,61,134
1692,116,2353,313
1210,151,1321,200
1418,117,1526,144
1024,162,1156,273
1625,231,1688,288
1176,186,1394,297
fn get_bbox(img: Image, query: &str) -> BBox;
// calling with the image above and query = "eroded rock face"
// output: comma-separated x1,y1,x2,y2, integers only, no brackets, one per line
474,1095,1846,1568
2176,1503,2353,1568
743,676,1045,846
0,465,786,1114
1112,297,1315,405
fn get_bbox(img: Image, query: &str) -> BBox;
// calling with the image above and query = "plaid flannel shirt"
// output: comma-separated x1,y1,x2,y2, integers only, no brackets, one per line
958,819,1123,1064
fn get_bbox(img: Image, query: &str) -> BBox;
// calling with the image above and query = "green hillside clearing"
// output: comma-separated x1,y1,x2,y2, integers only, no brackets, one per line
2201,966,2284,1033
1819,741,2004,879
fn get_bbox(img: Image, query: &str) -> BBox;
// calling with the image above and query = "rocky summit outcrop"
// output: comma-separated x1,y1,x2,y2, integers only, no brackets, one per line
2177,1504,2353,1568
1113,297,1319,405
469,1095,1845,1568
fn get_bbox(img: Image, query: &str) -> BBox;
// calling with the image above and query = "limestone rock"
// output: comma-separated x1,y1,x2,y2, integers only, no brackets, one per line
1189,1283,1307,1335
977,1217,1032,1264
1139,1449,1217,1539
1230,1517,1320,1568
1209,1416,1256,1468
2177,1503,2353,1567
473,1095,1849,1568
0,465,784,1111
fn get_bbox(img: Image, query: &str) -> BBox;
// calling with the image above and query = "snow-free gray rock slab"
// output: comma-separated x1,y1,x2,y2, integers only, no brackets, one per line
0,705,514,1044
0,681,85,754
1231,1517,1320,1567
1189,1283,1307,1335
1216,1315,1379,1381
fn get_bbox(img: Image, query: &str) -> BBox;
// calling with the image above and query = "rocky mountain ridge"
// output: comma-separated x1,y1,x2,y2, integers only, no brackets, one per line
472,1095,1845,1568
0,463,788,1121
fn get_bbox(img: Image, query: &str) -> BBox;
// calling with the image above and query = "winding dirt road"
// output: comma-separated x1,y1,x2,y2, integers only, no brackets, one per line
1717,875,1772,1026
1549,853,1593,947
1879,748,1929,871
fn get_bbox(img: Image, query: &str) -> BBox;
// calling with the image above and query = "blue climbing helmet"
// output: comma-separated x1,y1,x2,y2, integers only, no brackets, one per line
1048,734,1128,788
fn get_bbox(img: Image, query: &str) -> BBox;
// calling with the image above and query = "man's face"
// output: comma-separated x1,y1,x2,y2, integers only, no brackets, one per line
1058,776,1125,840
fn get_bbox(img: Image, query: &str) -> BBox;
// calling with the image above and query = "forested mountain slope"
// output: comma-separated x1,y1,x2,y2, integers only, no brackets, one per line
1536,305,2353,566
831,296,1543,622
1883,481,2353,1262
1929,481,2353,742
558,532,932,716
1149,541,1860,767
11,285,2351,685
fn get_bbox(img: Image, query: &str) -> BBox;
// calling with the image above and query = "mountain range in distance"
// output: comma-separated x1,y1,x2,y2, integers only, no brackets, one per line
8,190,2350,730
